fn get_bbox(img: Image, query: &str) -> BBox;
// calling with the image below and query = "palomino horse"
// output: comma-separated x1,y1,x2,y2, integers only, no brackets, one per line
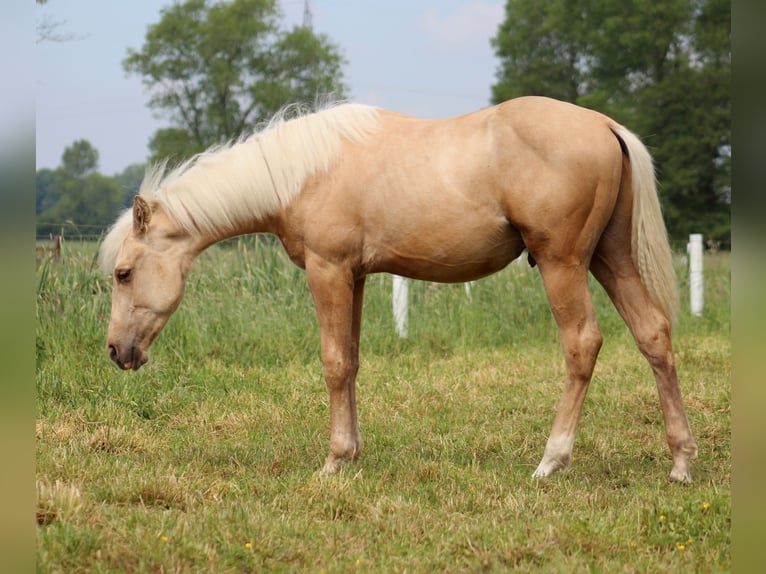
100,96,697,482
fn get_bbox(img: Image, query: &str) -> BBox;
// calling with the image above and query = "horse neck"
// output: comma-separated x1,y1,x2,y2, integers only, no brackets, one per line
191,211,280,252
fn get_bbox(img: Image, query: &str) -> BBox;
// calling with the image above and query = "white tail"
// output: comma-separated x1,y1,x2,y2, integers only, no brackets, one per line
611,125,679,326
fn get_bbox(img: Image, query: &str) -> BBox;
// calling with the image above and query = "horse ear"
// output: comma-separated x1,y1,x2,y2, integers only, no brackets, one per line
133,195,152,234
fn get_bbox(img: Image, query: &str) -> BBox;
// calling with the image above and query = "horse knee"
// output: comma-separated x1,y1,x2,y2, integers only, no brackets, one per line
322,353,359,389
563,323,603,380
585,325,603,357
635,315,674,370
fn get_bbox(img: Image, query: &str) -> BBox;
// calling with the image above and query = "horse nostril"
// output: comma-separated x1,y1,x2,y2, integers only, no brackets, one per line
108,344,118,361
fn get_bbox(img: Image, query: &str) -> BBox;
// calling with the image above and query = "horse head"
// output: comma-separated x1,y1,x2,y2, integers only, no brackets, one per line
105,195,198,370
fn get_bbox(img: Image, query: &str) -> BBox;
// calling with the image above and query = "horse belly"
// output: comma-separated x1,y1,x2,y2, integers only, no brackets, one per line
371,216,525,283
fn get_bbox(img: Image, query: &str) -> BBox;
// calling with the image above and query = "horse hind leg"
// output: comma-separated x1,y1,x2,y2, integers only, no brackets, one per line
590,243,697,482
532,262,603,478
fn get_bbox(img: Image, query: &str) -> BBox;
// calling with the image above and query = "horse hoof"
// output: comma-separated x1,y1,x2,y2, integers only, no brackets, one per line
532,462,557,479
669,467,692,483
321,456,348,475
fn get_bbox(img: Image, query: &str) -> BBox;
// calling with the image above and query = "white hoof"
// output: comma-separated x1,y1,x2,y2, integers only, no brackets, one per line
533,434,574,478
532,458,565,479
321,457,343,475
669,465,692,483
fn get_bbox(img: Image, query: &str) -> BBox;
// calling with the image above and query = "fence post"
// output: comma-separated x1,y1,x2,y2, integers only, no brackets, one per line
392,275,409,337
687,233,704,317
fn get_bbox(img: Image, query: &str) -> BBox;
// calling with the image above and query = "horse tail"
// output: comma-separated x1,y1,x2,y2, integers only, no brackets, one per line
610,124,679,327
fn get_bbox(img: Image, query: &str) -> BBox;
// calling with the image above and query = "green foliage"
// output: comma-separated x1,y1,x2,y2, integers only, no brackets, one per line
148,127,207,165
260,26,348,108
123,0,348,164
36,142,145,238
491,0,590,103
59,138,99,179
35,168,58,216
492,0,730,243
36,241,730,571
53,173,123,225
113,163,147,207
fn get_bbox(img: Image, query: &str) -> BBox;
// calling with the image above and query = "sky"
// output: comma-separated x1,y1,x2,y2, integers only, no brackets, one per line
35,0,505,175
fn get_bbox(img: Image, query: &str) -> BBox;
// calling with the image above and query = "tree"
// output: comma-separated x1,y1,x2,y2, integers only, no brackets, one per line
36,140,127,237
123,0,348,163
60,139,99,180
491,0,590,104
36,0,78,43
491,0,730,243
36,168,59,216
49,173,125,229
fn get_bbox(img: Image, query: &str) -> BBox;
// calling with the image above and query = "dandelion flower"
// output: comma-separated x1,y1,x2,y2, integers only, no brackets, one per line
676,543,685,551
659,515,666,522
702,502,711,511
245,542,252,549
160,536,168,542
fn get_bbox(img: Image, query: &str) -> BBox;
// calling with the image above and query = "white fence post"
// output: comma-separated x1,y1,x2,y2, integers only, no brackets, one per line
392,275,409,337
687,233,704,317
464,281,475,301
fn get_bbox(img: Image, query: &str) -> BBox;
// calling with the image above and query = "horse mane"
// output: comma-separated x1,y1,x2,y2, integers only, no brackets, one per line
99,102,381,275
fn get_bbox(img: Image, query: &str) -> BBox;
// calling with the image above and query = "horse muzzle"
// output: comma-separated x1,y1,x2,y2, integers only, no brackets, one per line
108,343,148,371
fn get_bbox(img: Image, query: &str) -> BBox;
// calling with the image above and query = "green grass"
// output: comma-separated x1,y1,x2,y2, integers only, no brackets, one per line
36,238,730,572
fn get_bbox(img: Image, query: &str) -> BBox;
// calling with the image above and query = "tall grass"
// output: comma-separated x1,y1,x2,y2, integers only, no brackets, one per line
36,239,730,572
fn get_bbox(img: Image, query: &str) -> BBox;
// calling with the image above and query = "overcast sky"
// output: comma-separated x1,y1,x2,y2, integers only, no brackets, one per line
35,0,505,175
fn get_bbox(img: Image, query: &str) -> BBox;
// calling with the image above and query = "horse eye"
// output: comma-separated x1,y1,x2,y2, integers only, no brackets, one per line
115,268,132,284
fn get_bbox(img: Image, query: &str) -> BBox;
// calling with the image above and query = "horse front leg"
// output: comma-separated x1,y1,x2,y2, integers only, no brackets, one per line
306,257,365,474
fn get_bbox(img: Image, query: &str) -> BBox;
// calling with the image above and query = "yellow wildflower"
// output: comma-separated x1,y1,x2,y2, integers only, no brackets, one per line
676,543,686,551
245,542,252,549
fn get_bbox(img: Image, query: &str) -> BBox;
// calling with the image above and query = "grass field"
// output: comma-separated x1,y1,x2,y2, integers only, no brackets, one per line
36,238,730,572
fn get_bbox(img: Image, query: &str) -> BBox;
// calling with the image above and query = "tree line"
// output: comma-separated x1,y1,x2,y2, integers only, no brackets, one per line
491,0,730,243
37,0,729,245
36,140,144,240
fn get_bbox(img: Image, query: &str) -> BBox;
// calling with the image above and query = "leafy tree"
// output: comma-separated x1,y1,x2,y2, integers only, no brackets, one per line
259,26,348,108
59,139,99,180
123,0,348,163
49,173,125,228
36,140,127,237
491,0,590,104
148,128,203,167
491,0,730,243
36,168,59,216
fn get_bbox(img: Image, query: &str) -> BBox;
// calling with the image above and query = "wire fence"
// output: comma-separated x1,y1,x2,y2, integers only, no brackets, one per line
36,223,109,243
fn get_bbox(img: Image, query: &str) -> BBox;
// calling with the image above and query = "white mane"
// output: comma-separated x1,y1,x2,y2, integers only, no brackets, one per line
99,102,381,275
